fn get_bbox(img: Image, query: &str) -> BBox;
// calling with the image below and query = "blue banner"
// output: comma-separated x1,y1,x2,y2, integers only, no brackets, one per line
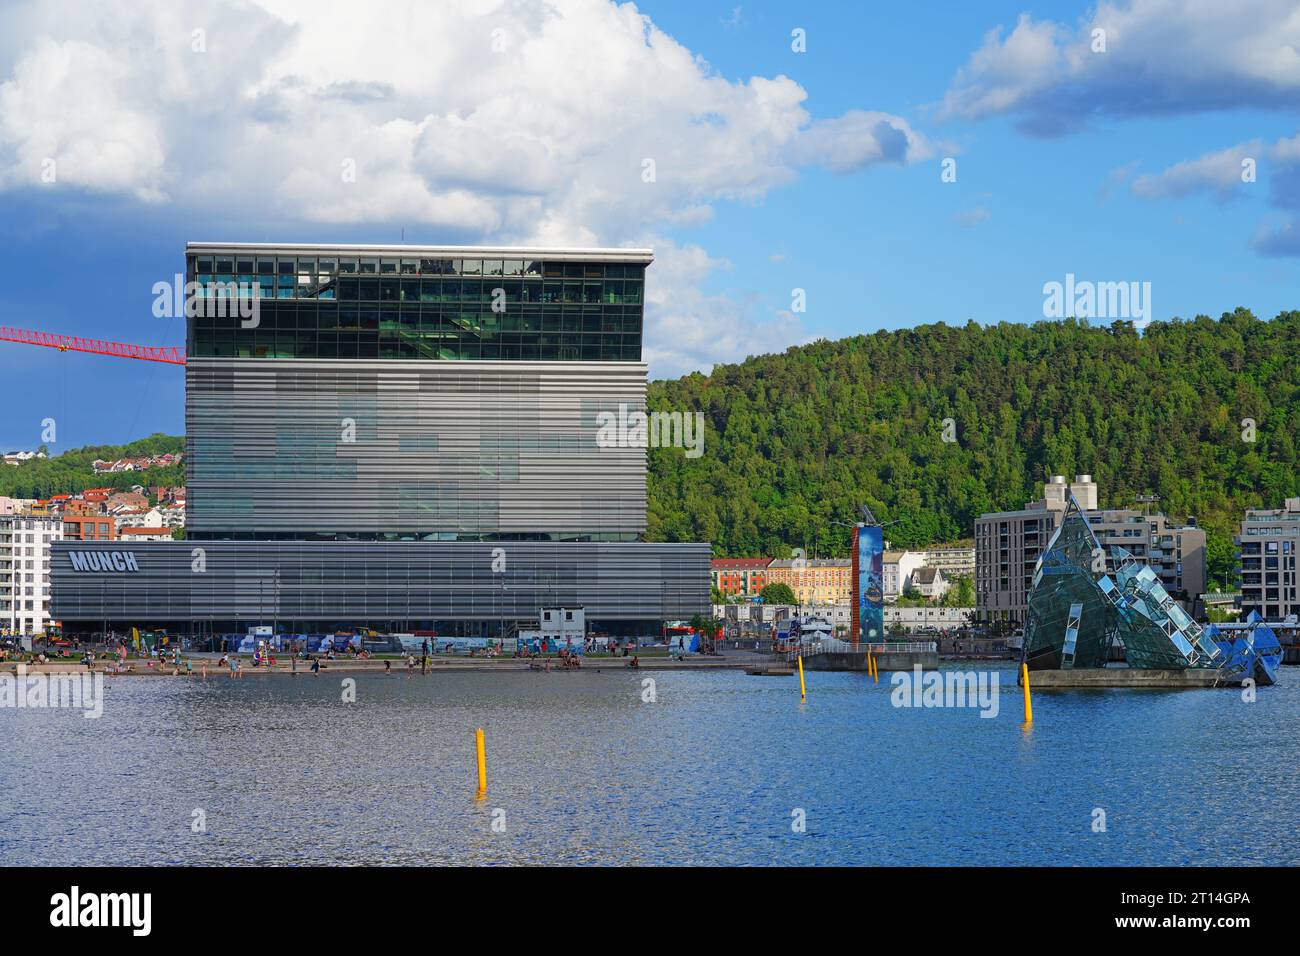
858,525,884,641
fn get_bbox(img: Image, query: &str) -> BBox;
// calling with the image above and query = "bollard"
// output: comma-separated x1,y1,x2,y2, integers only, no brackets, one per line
1021,663,1033,724
475,727,487,797
797,653,806,702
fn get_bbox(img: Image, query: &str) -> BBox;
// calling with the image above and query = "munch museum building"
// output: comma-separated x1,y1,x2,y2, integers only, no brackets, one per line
51,243,709,641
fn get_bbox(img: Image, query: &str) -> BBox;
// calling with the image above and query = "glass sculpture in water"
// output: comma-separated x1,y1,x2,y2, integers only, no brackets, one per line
1022,494,1278,684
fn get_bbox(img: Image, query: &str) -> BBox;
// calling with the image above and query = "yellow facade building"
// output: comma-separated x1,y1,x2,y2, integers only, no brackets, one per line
765,558,852,605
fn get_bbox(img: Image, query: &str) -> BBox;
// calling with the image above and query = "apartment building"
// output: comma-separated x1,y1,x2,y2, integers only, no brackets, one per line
710,558,770,598
63,515,116,541
1238,497,1300,620
765,558,852,605
0,513,63,636
976,474,1205,625
917,545,975,579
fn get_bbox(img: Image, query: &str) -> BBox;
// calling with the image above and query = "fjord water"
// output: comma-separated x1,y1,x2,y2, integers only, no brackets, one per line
2,664,1297,865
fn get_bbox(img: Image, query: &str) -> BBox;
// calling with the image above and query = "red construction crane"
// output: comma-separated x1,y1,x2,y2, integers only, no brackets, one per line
0,326,186,365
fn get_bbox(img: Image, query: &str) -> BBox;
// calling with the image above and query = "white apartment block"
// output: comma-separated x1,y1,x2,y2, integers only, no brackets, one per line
0,513,63,636
917,545,975,579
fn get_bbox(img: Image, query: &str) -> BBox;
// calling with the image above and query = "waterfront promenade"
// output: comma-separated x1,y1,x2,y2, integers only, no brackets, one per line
1,649,771,677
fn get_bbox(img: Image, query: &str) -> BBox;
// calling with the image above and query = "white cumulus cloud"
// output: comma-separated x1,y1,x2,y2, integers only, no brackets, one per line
940,0,1300,135
0,0,930,374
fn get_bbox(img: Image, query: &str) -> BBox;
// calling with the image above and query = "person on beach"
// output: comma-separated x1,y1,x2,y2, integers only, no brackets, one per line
228,655,238,678
384,659,391,674
311,656,320,674
201,661,207,680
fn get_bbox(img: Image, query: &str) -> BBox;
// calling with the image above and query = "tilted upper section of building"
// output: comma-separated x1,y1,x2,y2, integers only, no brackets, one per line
185,243,652,363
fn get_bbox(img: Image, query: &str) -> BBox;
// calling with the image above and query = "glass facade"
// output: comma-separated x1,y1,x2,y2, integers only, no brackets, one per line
186,252,645,362
1023,493,1230,673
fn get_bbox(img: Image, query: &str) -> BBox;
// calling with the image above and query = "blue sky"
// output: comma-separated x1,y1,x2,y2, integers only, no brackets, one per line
1,0,1297,451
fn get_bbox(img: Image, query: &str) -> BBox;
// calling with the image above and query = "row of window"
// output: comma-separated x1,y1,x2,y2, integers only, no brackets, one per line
192,309,643,334
192,276,644,305
190,257,645,279
192,335,641,362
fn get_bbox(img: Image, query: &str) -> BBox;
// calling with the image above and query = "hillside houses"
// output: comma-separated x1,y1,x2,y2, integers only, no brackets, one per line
91,453,181,474
2,449,47,466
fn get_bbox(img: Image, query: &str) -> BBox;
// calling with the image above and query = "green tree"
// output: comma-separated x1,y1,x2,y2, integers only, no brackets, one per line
948,574,975,607
760,583,797,605
646,310,1300,586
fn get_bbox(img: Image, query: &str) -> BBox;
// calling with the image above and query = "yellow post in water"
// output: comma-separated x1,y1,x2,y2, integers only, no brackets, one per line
475,727,487,797
797,653,806,701
1021,663,1033,724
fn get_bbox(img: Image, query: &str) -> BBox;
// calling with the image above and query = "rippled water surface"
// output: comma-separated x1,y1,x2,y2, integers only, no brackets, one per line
2,664,1297,865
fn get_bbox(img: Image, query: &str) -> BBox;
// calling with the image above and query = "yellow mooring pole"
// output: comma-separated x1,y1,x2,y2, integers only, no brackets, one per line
475,727,487,797
797,653,806,701
1021,663,1033,724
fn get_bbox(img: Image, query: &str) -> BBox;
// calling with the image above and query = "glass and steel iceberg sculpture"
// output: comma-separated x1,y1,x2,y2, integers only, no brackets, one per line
1022,493,1279,685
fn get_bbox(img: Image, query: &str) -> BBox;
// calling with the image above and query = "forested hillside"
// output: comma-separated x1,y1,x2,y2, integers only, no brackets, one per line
0,434,184,499
647,309,1300,589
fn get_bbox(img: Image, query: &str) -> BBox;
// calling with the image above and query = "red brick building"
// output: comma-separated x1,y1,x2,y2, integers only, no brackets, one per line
64,515,116,540
710,558,771,597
